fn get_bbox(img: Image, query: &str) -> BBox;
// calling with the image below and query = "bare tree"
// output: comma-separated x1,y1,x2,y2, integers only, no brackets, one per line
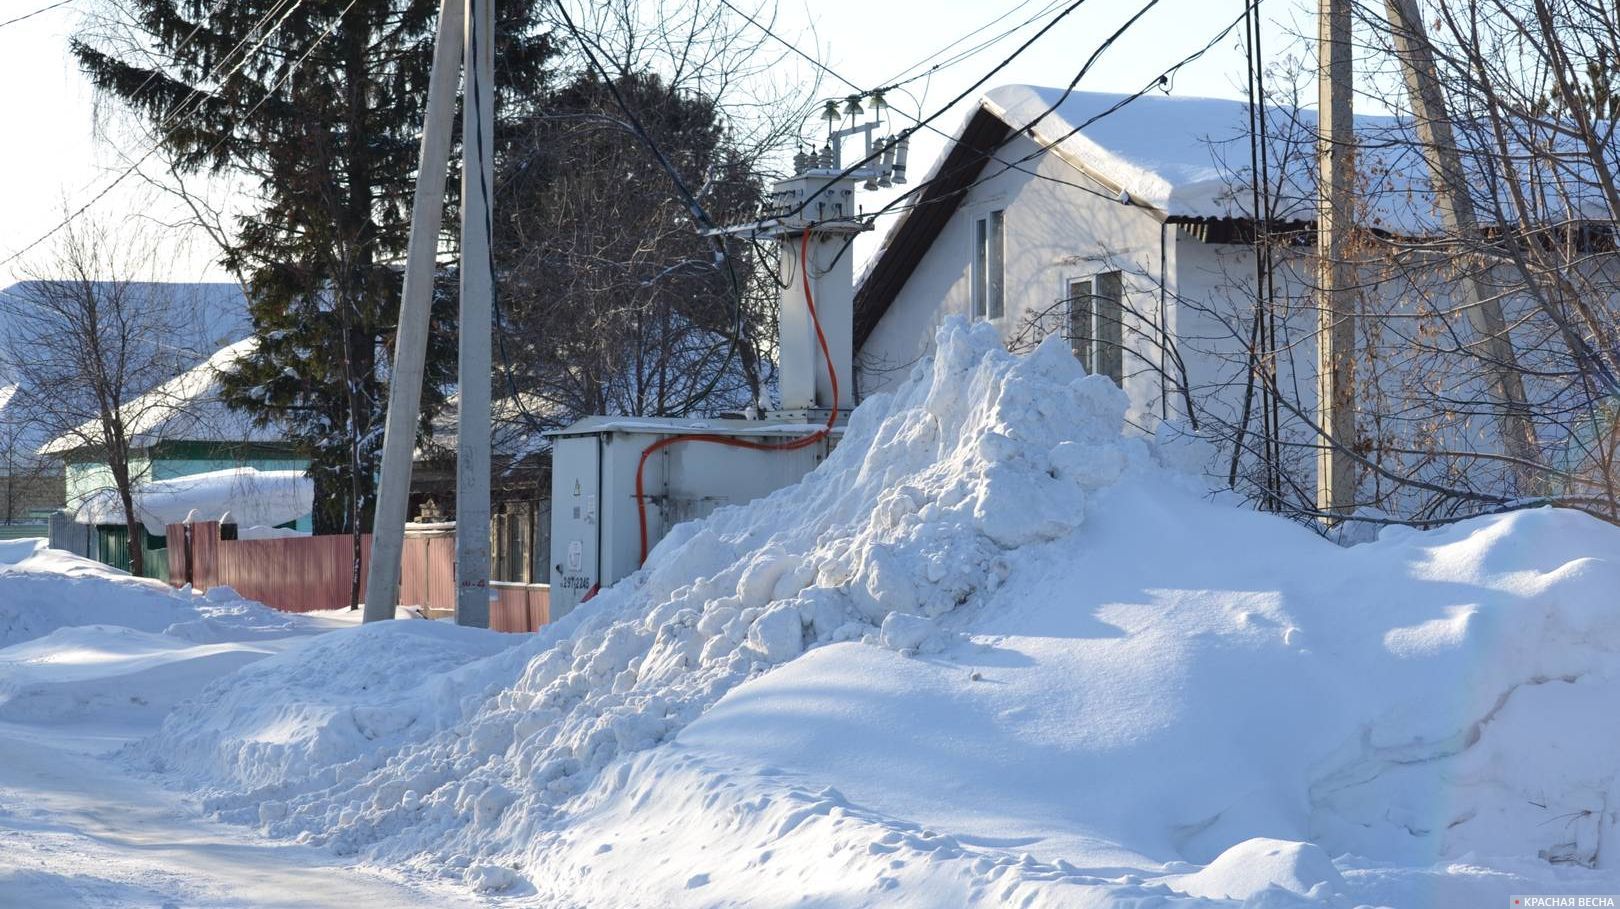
0,217,198,575
490,0,812,432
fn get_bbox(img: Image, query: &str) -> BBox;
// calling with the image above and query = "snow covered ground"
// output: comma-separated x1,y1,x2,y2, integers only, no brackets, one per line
5,319,1620,907
0,541,481,907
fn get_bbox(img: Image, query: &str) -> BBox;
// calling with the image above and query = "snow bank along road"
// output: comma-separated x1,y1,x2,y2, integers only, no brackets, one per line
0,542,479,907
5,319,1620,907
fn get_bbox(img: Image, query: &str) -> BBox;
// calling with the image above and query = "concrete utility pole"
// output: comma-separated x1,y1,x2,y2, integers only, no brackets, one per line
456,0,495,628
1383,0,1541,492
363,0,464,624
1316,0,1358,521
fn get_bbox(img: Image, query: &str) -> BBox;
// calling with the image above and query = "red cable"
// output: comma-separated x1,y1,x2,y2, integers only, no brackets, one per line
634,228,839,564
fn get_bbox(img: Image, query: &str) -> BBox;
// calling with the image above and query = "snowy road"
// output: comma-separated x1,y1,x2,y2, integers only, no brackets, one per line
0,550,482,909
0,719,476,908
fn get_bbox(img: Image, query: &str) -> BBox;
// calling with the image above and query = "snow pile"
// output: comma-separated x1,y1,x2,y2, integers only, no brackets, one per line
69,466,313,534
140,320,1155,845
0,540,255,647
136,319,1620,905
0,542,357,737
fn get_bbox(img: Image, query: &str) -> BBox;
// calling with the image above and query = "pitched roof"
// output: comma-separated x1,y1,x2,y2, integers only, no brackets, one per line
0,282,253,463
39,338,283,456
854,86,1430,349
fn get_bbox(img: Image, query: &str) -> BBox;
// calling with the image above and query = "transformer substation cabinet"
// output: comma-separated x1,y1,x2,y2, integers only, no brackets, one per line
545,103,900,620
546,417,841,619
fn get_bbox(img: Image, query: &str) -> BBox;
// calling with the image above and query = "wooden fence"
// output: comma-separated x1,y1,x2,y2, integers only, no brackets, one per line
165,521,548,631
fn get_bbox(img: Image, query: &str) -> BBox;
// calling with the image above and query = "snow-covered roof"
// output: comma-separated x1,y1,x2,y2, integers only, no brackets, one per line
0,281,249,363
39,338,283,456
977,85,1420,225
856,85,1469,348
979,85,1612,230
69,466,312,535
0,282,254,462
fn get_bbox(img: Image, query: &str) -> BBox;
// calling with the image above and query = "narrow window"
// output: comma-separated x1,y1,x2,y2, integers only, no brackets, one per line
1069,272,1124,386
1067,278,1094,374
1094,271,1124,386
971,210,1006,321
971,218,988,319
987,210,1005,319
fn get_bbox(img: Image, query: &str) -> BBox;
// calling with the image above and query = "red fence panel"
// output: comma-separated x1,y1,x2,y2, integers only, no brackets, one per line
192,522,221,590
210,533,373,613
161,521,550,628
491,582,551,633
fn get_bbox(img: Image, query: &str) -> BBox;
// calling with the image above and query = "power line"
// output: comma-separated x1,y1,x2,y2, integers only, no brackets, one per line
814,0,1258,278
0,0,72,30
714,0,1114,205
714,0,1096,193
875,0,1069,95
774,0,1096,223
0,0,334,268
865,0,1260,227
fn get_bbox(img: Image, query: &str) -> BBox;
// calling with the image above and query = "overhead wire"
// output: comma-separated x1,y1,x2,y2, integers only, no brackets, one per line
0,0,318,267
873,0,1067,93
814,0,1262,276
0,0,72,30
719,0,1231,258
767,0,1097,224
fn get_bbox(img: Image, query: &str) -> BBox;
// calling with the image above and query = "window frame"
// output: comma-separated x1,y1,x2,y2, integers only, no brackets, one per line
970,209,1007,322
1063,270,1125,386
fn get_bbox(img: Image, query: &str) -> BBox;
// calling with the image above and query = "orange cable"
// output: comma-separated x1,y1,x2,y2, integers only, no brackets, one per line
634,228,839,563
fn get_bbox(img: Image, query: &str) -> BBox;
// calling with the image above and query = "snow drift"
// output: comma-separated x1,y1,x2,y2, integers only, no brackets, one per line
0,539,307,648
0,541,356,746
68,465,313,535
138,320,1620,905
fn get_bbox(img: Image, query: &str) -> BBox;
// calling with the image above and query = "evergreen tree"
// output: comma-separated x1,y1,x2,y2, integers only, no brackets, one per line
73,1,553,534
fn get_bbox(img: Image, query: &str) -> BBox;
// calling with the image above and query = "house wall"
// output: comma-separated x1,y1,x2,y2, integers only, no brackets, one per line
1170,238,1319,429
852,135,1338,501
849,119,1613,514
0,471,64,524
64,453,154,506
857,132,1183,429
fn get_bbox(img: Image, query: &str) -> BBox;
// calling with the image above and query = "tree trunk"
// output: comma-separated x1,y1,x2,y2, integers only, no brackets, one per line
114,466,143,577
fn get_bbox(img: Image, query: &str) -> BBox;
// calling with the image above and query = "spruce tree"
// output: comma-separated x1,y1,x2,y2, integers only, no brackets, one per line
73,1,552,534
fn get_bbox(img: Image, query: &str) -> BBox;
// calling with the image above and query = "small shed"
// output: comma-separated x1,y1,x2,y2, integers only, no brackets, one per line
39,339,309,578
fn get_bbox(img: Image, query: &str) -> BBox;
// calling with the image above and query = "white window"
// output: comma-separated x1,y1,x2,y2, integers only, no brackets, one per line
1066,271,1123,385
971,210,1006,320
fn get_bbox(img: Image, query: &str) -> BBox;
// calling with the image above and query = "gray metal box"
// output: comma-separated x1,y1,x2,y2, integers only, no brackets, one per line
547,417,840,620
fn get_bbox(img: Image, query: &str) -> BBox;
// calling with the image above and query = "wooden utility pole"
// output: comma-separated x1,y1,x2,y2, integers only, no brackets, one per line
456,0,495,629
363,0,464,624
1316,0,1357,520
1383,0,1541,492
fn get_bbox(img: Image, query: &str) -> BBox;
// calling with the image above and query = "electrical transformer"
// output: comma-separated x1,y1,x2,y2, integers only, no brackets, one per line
547,416,841,620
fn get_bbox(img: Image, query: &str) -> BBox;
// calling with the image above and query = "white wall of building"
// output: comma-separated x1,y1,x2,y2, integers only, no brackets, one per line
856,131,1275,434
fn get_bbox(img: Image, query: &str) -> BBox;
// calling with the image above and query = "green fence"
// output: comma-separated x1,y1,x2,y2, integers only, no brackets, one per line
94,525,170,582
0,524,47,541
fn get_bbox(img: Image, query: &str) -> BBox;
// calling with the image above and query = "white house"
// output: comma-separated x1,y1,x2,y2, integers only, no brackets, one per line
847,85,1572,516
852,85,1426,424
